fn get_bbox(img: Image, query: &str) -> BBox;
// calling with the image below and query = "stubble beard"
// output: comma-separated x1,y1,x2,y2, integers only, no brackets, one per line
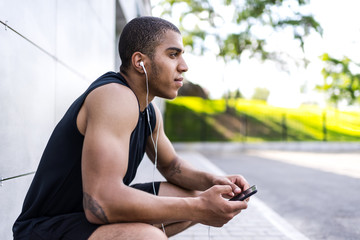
149,61,179,100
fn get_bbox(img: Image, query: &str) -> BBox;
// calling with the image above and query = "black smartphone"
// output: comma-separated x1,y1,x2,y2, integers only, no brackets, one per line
229,185,257,201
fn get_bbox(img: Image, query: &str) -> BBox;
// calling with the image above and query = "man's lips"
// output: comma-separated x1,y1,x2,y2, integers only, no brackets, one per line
175,77,183,87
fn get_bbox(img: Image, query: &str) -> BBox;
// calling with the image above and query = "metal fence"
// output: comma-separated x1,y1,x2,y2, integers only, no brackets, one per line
164,100,360,142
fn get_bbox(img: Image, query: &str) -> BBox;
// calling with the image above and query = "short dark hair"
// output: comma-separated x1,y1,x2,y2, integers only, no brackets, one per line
119,16,181,72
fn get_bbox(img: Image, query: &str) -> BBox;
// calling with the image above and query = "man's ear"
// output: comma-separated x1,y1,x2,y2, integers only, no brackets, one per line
132,52,146,74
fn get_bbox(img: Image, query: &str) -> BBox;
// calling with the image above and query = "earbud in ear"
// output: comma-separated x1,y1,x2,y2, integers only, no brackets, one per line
139,61,147,75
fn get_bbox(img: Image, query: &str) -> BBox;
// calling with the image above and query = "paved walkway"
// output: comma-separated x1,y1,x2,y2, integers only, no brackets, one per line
132,151,311,240
246,150,360,179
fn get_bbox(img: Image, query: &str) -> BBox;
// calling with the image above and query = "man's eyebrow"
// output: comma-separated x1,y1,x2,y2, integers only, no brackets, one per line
166,47,184,53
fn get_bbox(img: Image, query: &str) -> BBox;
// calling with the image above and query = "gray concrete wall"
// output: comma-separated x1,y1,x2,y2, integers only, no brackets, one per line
0,1,151,239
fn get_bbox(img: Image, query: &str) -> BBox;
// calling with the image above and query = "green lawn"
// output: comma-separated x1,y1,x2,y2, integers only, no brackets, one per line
164,97,360,142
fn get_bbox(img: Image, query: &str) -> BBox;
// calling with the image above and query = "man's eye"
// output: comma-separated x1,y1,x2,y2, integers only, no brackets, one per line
170,52,178,57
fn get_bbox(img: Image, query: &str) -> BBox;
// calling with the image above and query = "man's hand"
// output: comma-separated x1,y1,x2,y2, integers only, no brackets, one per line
195,185,248,227
212,175,250,199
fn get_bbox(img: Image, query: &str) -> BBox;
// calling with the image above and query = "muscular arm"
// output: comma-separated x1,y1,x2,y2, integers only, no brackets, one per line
146,105,249,197
79,85,247,226
145,106,205,190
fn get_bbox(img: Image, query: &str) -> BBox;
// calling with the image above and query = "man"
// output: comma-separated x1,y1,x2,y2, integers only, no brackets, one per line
13,16,250,240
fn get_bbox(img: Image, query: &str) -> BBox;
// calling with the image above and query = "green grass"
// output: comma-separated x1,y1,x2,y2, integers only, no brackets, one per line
164,97,360,142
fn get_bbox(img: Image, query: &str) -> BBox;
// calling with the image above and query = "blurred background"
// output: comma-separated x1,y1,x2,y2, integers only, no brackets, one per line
0,0,359,239
153,0,360,142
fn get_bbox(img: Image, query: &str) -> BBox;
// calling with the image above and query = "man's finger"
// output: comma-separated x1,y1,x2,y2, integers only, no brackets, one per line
230,182,241,194
213,184,233,196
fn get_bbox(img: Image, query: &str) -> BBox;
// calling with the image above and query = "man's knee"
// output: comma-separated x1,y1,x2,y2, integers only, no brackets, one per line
142,224,168,240
89,223,168,240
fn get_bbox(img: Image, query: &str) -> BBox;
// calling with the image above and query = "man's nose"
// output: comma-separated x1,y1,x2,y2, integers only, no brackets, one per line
179,57,188,73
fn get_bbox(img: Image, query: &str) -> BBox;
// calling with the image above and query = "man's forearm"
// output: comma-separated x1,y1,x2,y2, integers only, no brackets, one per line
160,156,216,191
84,184,200,225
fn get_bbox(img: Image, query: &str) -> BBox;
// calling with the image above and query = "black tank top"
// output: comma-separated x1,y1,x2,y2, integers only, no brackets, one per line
13,72,156,237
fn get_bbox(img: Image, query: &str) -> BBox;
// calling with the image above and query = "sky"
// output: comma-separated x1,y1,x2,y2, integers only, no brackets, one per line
152,0,360,108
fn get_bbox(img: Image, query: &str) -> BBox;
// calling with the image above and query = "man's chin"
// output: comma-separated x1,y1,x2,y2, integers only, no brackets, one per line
160,91,178,100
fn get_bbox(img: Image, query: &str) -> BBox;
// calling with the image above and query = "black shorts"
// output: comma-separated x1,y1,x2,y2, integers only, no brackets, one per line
26,182,161,240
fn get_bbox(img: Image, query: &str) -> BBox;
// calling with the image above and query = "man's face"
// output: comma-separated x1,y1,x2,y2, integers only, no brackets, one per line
148,30,188,99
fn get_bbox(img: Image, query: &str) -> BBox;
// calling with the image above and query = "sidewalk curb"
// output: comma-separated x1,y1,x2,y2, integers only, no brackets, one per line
178,151,310,240
252,198,310,240
173,142,360,153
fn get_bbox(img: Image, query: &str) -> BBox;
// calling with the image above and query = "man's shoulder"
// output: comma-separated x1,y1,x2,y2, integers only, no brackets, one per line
92,80,135,100
87,83,138,114
80,84,137,132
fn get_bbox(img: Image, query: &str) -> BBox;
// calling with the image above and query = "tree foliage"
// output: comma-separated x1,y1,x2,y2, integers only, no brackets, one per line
252,87,270,101
317,53,360,105
222,88,243,99
158,0,322,64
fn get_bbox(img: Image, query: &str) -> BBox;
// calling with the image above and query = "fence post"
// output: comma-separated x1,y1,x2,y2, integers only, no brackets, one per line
240,114,248,142
201,99,206,141
282,113,287,141
245,115,248,142
322,110,327,141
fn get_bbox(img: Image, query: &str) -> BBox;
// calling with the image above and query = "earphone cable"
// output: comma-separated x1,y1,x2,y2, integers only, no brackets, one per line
143,64,166,234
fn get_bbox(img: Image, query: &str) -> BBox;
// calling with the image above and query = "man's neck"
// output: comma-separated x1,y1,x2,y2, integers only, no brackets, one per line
119,71,154,112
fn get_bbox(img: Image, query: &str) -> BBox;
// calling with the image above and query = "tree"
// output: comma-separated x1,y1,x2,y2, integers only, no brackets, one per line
158,0,322,65
317,53,360,106
178,80,209,98
156,0,322,111
252,87,270,101
222,89,243,99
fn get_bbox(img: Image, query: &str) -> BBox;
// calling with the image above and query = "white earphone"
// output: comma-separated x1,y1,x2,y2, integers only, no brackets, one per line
140,61,148,82
140,61,145,69
140,59,164,232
